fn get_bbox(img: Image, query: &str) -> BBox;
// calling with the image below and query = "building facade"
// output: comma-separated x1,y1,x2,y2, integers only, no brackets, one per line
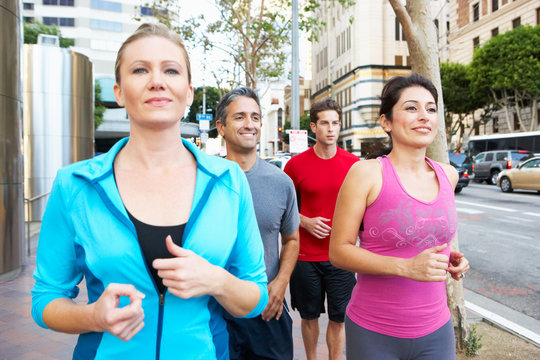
448,0,540,137
310,1,448,157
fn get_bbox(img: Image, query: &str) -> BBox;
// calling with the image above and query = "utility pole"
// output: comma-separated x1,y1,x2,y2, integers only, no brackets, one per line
202,87,206,115
291,0,300,130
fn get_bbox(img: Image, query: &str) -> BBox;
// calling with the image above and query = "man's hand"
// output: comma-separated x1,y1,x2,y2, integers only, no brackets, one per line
261,278,287,321
91,283,145,341
301,216,331,239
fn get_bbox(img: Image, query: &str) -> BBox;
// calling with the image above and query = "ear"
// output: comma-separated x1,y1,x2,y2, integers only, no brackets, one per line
380,114,391,132
186,85,194,106
216,120,225,137
113,83,124,107
310,121,317,133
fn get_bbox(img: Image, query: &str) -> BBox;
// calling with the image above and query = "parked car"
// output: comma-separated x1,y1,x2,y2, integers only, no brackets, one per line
268,157,290,170
448,151,472,193
496,157,540,193
473,150,534,185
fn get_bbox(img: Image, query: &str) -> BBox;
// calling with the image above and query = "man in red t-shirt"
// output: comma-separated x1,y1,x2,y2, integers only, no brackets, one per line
284,98,358,360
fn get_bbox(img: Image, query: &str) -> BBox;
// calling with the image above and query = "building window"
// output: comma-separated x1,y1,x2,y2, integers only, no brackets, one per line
43,0,74,5
474,122,480,135
43,17,75,26
91,0,122,12
512,17,521,29
24,16,34,22
491,27,499,37
492,0,499,12
493,117,499,133
395,18,405,41
23,2,34,10
537,7,540,25
473,37,479,50
90,19,122,32
395,55,403,66
513,113,520,130
472,3,479,22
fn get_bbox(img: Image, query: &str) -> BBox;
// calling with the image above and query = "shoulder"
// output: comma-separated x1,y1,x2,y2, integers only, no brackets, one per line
347,159,382,180
337,147,360,161
435,160,459,187
256,159,296,189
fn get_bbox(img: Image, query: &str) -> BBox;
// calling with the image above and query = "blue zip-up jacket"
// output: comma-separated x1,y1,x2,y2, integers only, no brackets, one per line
31,138,268,359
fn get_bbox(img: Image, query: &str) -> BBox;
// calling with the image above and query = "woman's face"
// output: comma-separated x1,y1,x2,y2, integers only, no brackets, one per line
113,36,193,129
381,86,438,149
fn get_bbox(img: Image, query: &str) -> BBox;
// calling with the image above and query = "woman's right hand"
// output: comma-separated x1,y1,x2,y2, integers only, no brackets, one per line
91,283,146,341
406,244,449,282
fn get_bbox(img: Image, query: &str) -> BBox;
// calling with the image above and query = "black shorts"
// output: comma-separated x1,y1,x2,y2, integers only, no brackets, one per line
226,301,293,360
289,260,356,323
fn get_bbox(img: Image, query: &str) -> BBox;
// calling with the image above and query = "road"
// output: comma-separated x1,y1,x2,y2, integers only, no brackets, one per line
455,182,540,320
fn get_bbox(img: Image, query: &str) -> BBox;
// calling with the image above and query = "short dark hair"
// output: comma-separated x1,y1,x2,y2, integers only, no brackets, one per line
216,87,261,125
309,98,342,124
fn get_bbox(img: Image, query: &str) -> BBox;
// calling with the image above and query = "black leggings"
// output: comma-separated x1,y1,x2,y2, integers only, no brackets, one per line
345,316,456,360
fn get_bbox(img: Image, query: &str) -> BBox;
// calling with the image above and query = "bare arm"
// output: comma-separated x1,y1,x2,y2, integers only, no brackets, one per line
154,236,262,317
261,230,299,321
42,283,145,341
329,161,449,282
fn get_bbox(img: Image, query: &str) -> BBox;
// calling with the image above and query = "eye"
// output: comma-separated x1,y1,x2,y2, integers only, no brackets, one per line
165,68,179,75
427,107,437,113
133,67,147,74
406,105,417,111
252,116,261,122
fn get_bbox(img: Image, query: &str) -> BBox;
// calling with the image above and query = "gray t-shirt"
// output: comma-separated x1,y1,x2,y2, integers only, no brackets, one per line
244,157,300,282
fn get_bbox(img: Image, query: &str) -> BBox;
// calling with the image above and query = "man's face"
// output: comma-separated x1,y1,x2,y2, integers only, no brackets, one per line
217,96,262,154
310,110,341,146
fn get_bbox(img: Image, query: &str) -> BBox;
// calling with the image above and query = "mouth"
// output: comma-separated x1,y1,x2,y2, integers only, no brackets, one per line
145,97,172,107
412,126,431,134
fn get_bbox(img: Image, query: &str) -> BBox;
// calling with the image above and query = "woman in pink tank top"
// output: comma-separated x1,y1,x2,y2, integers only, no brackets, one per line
329,73,470,360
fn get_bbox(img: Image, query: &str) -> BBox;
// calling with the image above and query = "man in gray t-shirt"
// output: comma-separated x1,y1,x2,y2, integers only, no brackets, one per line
217,87,300,360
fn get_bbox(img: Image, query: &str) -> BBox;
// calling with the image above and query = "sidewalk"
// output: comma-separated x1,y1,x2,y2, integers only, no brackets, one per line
1,229,538,359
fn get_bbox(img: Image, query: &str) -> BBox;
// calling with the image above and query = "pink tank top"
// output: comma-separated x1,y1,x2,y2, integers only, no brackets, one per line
346,156,458,338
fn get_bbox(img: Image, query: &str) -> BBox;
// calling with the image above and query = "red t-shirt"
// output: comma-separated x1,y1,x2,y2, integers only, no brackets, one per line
284,147,359,261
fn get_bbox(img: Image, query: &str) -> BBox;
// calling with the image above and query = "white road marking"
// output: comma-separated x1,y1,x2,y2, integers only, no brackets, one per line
496,216,533,223
492,229,533,241
455,200,517,212
457,208,483,215
524,212,540,217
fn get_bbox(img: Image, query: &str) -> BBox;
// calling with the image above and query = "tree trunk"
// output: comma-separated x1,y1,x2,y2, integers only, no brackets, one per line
389,0,469,349
530,99,538,131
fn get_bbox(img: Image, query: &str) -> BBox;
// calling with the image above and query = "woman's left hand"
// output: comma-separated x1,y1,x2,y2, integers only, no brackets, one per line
447,251,470,281
153,236,221,298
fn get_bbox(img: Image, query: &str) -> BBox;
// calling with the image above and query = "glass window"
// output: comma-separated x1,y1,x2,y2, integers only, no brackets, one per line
60,17,74,26
23,2,34,10
512,17,521,29
90,19,122,32
473,3,479,21
140,6,152,16
59,0,73,6
24,16,35,22
43,0,57,5
92,0,122,12
485,153,493,161
474,153,485,163
473,36,480,49
492,0,498,12
43,17,58,25
491,28,499,37
493,117,499,133
496,152,506,161
395,17,401,40
513,113,520,130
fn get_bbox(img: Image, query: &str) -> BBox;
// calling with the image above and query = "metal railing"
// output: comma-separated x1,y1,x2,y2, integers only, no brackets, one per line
24,192,50,255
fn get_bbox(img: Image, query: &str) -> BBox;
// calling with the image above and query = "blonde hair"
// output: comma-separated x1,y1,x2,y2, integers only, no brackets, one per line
114,23,191,84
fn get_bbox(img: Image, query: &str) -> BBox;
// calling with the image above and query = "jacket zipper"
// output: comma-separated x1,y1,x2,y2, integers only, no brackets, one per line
156,292,165,360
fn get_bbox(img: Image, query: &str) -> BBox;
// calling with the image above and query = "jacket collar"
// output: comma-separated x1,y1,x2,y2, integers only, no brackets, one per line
73,137,230,182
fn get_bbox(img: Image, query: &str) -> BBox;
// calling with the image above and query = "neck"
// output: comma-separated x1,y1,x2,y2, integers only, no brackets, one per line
226,148,258,171
118,125,188,170
387,144,428,170
313,142,337,159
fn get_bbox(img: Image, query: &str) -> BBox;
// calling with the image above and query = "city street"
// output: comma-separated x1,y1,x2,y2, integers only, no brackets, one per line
456,182,540,320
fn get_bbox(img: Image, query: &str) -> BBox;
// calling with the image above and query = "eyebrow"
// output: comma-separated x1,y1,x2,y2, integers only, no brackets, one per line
403,99,436,105
233,112,260,116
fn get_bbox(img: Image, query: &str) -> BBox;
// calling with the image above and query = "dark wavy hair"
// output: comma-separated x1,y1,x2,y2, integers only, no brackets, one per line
310,98,342,124
216,87,261,125
366,73,438,159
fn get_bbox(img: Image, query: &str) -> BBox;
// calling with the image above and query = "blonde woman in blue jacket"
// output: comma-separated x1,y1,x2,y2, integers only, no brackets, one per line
31,23,268,359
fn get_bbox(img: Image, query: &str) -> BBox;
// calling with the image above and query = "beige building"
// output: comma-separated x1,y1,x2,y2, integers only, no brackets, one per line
447,0,540,136
311,1,448,157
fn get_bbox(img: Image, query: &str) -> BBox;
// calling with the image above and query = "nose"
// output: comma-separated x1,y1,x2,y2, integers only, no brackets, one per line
148,70,165,90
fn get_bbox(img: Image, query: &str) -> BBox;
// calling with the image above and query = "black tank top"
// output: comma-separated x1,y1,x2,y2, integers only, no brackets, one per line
127,211,186,295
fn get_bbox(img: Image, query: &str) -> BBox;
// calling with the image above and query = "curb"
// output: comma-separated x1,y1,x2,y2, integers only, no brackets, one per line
464,289,540,347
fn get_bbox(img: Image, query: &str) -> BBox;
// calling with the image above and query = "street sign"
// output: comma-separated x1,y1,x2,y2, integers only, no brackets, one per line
287,129,308,153
199,120,210,131
196,113,213,121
